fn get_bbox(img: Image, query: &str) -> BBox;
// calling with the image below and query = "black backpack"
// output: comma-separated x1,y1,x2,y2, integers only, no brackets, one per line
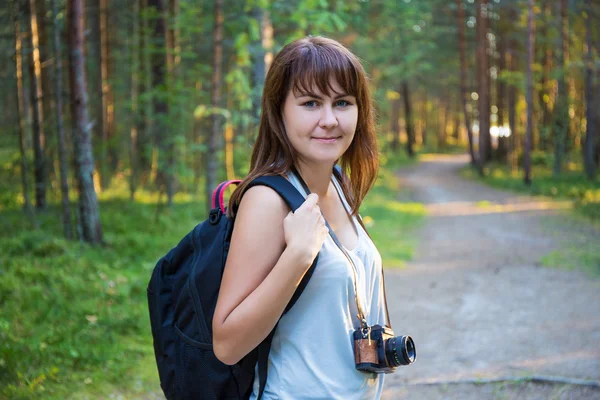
147,175,317,400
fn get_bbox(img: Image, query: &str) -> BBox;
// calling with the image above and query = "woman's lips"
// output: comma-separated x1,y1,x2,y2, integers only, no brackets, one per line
312,137,340,143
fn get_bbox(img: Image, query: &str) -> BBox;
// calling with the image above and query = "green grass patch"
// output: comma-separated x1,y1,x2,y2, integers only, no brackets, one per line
460,161,600,221
0,197,206,399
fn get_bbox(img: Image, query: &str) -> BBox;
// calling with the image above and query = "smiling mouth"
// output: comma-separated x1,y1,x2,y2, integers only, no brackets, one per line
312,136,341,143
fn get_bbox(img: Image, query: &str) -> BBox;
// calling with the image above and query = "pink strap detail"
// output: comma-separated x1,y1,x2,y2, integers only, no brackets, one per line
212,180,242,213
211,182,224,211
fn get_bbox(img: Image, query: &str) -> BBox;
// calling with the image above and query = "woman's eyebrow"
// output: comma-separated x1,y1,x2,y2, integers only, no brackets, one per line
294,92,353,100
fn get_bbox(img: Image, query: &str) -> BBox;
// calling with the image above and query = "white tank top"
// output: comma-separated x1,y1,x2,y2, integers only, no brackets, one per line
250,171,387,400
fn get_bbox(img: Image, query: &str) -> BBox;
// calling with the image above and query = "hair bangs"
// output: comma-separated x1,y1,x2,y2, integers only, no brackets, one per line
289,44,360,99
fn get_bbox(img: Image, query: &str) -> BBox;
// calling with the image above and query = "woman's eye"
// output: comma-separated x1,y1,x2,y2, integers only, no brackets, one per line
336,100,350,107
303,101,318,108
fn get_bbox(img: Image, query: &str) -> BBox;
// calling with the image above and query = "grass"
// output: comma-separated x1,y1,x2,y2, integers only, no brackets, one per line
460,160,600,221
0,147,423,399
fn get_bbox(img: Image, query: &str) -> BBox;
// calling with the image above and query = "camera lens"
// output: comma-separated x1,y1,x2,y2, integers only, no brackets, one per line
384,335,416,367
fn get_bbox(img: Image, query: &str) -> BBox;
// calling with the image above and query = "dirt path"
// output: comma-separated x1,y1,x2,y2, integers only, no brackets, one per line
382,154,600,400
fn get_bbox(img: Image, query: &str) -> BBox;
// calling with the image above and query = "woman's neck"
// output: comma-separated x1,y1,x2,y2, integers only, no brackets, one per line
295,161,334,198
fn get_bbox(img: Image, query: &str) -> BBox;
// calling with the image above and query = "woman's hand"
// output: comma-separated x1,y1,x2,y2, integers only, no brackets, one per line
283,193,329,268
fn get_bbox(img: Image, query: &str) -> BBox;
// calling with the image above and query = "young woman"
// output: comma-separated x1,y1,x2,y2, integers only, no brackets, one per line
212,36,387,399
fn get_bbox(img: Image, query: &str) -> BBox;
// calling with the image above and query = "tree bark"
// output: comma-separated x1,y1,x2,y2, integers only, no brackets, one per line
496,31,508,162
553,0,569,176
583,0,596,180
35,0,55,186
250,7,272,126
51,0,73,239
457,0,477,165
537,2,552,151
138,0,152,185
507,15,519,172
129,0,140,200
89,0,105,189
476,0,491,166
148,0,172,205
68,0,103,244
390,97,400,152
25,0,47,210
524,0,535,185
14,0,36,224
401,82,415,157
206,0,224,213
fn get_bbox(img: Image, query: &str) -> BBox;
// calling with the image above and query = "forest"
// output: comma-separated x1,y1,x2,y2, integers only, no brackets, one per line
1,0,599,398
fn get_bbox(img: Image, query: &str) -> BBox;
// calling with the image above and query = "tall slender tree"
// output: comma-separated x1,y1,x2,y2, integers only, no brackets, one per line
476,0,491,166
401,81,415,157
148,0,172,205
457,0,477,166
25,0,47,209
206,0,224,212
524,0,535,185
129,0,141,200
496,26,508,161
52,0,73,239
14,0,36,224
68,0,103,244
389,95,400,152
553,0,569,176
583,0,596,180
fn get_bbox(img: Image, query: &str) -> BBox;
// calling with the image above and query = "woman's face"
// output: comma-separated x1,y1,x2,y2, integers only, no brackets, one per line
282,79,358,167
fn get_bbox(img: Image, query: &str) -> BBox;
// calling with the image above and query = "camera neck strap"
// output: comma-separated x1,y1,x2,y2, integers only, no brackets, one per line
292,166,392,333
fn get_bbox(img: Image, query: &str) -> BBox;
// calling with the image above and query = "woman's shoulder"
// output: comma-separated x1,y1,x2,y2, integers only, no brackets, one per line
235,184,290,225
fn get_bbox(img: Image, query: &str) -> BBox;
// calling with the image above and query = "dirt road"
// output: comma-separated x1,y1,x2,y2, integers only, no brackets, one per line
382,154,600,400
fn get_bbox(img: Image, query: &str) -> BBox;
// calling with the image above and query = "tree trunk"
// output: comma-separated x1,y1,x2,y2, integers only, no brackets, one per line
436,99,445,150
553,0,569,176
421,91,428,146
390,97,400,152
25,0,47,210
583,0,596,180
206,0,224,212
250,7,272,125
138,0,152,185
148,0,171,205
476,0,491,166
507,18,519,172
51,0,73,239
14,0,36,224
130,0,140,200
89,0,105,189
401,82,415,157
102,0,117,183
496,32,508,162
457,0,477,165
537,2,552,151
68,0,103,244
35,0,56,188
164,0,179,204
524,0,535,185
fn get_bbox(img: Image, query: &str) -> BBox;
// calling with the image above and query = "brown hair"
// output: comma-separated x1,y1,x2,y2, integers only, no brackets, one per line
228,36,379,217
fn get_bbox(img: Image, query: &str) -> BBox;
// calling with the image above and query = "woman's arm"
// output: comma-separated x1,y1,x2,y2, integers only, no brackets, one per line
212,186,326,365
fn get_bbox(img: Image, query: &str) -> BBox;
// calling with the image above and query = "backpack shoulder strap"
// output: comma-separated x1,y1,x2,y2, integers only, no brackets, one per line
239,174,317,400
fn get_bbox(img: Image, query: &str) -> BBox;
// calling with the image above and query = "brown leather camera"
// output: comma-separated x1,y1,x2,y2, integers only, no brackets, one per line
353,324,416,374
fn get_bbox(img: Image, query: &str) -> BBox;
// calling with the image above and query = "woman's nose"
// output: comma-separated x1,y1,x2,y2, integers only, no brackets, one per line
319,105,338,129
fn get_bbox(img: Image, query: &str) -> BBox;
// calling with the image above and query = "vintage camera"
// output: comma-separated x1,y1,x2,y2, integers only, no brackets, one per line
353,324,416,373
